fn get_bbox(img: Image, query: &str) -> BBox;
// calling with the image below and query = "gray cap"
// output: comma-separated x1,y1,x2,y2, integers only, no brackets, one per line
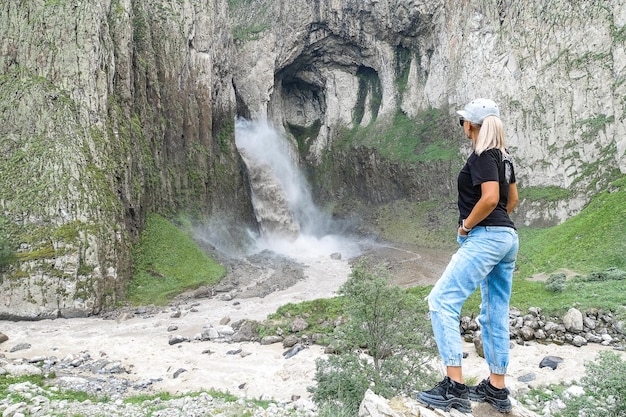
456,98,500,125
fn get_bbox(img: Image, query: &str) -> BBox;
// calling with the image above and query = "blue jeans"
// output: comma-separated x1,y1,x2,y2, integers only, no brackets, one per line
427,226,519,375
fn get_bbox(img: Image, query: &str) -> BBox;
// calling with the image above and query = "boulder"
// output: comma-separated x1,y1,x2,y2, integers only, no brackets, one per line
563,308,584,333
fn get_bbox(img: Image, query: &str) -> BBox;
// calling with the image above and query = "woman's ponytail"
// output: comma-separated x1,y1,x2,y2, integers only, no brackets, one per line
474,115,506,155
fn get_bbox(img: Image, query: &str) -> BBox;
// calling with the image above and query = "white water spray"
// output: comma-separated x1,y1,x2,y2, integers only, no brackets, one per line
235,119,359,259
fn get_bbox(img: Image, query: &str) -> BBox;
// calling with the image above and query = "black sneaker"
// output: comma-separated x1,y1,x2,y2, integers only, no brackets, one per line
468,378,512,413
416,376,472,413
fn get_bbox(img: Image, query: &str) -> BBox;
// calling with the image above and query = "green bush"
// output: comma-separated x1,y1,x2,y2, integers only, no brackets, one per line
312,354,371,415
0,236,13,270
310,259,438,415
317,402,356,417
586,267,626,282
545,272,567,293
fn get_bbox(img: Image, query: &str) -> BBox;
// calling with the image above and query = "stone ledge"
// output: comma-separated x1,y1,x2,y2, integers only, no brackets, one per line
358,388,541,417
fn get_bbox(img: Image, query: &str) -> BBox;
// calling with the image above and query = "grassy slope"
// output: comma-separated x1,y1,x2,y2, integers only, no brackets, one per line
508,176,626,316
371,198,459,250
127,213,225,305
516,176,626,276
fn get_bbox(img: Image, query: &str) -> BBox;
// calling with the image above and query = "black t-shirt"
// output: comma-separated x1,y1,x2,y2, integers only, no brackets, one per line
457,148,516,228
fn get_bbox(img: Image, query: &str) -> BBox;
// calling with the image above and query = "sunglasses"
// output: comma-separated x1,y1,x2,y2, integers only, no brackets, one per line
459,118,465,126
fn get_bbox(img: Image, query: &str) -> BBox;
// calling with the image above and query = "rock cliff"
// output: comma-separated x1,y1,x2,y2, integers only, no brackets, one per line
0,0,252,319
231,0,626,222
1,0,624,318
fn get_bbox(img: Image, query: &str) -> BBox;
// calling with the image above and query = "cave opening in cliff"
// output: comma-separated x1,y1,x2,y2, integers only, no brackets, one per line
354,65,382,126
279,76,325,133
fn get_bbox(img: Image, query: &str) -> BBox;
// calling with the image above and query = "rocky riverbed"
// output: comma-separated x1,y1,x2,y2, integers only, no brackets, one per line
0,249,352,416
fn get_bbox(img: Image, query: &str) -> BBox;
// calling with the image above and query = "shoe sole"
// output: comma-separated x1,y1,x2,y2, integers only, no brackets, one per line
469,395,512,413
417,393,472,414
469,393,484,401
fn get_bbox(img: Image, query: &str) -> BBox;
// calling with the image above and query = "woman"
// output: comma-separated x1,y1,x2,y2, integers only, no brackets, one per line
417,98,519,414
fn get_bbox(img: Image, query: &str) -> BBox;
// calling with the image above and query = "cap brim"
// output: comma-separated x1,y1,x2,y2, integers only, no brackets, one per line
456,110,467,118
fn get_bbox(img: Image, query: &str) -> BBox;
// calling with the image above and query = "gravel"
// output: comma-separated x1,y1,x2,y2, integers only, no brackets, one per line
1,379,318,417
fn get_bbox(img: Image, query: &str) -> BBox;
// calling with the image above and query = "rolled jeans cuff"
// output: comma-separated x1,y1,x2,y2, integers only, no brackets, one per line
490,365,508,375
443,357,463,367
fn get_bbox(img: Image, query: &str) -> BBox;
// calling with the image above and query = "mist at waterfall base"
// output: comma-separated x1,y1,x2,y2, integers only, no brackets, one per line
199,119,361,261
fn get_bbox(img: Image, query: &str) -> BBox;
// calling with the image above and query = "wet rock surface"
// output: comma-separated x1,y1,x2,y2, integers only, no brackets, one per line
176,251,307,302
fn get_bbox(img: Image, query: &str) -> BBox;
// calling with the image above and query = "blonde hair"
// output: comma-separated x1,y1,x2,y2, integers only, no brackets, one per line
473,115,507,156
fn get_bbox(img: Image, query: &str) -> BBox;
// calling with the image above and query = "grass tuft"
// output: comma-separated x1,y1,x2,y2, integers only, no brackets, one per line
0,374,105,403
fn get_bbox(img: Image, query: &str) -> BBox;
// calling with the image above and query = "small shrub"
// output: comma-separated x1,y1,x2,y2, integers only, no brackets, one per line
317,401,356,417
557,351,626,417
545,272,567,292
312,354,371,415
586,267,626,282
0,236,13,270
310,259,438,415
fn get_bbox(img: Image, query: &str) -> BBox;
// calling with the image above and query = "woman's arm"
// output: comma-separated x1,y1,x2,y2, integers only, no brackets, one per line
507,182,518,214
459,181,499,234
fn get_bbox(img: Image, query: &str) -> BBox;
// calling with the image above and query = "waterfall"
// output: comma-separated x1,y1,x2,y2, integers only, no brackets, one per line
234,119,358,259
